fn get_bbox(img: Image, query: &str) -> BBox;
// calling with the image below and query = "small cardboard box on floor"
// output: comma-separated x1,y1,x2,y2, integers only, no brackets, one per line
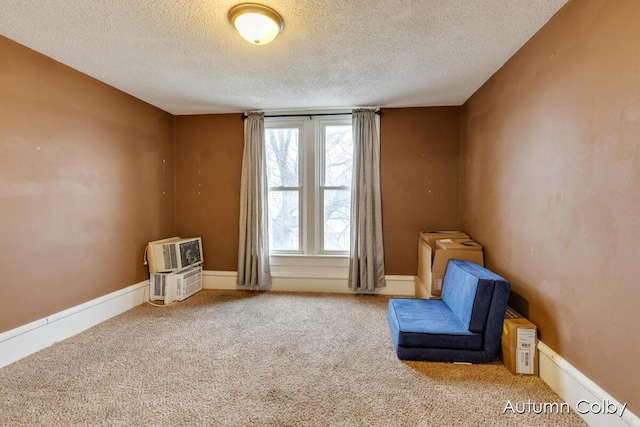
415,231,484,298
500,307,538,376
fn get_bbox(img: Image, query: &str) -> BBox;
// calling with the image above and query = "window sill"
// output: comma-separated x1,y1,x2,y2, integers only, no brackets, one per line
270,253,348,262
269,254,349,279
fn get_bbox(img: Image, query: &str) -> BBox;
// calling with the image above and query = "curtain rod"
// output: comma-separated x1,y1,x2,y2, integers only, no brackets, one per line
241,111,382,120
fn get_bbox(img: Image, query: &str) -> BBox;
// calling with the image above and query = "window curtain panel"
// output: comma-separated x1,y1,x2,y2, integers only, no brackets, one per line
348,108,386,292
237,112,272,290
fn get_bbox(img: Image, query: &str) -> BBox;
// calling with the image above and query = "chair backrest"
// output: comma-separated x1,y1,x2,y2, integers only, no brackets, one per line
441,260,510,333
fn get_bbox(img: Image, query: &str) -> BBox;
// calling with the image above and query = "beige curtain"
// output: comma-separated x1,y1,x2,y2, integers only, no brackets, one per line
348,108,386,292
237,112,272,290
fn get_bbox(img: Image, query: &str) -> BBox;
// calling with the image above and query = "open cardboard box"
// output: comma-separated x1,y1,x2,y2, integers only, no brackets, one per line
419,231,469,253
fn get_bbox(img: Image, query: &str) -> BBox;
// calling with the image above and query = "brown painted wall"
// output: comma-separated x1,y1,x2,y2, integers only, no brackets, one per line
461,0,640,412
0,36,175,333
174,115,244,271
381,107,461,275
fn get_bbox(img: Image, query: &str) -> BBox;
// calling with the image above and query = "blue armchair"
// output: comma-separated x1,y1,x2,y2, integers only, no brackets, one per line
387,259,510,363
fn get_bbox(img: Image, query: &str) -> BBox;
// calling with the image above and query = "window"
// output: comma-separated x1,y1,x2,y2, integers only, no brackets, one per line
265,125,301,251
265,115,353,255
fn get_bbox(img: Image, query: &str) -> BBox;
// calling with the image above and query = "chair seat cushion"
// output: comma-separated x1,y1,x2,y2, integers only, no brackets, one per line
388,298,483,350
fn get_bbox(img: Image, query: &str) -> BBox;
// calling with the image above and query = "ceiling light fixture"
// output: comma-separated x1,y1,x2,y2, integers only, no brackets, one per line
228,3,284,46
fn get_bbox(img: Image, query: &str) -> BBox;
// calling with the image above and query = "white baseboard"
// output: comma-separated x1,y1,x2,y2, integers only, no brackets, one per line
202,270,238,289
538,341,639,427
202,270,415,296
0,280,148,369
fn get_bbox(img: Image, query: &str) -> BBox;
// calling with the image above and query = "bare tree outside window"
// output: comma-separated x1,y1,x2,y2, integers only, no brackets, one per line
322,125,352,251
265,128,300,251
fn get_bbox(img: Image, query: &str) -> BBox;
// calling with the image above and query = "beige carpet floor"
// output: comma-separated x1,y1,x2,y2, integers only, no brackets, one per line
0,290,586,426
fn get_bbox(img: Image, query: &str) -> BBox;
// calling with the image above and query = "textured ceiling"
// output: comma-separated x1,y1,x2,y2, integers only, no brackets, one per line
0,0,568,115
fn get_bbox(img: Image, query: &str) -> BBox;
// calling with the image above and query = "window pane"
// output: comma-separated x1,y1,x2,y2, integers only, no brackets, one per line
323,189,351,251
265,128,299,187
268,190,300,251
324,125,353,187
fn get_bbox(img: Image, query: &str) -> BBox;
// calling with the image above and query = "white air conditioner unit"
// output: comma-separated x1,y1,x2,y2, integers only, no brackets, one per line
174,266,203,301
150,272,169,302
146,237,203,274
149,266,203,304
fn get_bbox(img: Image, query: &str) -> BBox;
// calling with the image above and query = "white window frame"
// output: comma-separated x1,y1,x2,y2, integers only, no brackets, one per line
317,117,352,256
264,119,306,254
265,112,353,258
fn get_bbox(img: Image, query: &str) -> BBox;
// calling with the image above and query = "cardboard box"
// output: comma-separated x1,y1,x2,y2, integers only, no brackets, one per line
430,242,484,296
501,308,538,376
436,239,483,251
415,233,483,298
416,236,434,298
414,275,430,299
419,231,469,253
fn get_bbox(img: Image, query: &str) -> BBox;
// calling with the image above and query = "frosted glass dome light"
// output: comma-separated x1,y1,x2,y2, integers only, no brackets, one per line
229,3,284,45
